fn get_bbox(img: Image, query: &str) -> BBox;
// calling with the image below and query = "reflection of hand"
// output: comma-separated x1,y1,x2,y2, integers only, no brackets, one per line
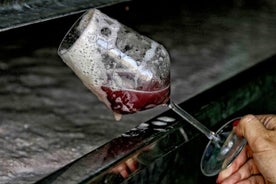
217,114,276,184
110,157,139,179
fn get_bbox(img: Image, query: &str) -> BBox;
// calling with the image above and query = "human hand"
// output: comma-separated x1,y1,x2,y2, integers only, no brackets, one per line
110,157,139,179
216,114,276,184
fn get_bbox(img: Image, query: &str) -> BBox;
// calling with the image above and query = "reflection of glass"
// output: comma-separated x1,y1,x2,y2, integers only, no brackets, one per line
58,9,246,176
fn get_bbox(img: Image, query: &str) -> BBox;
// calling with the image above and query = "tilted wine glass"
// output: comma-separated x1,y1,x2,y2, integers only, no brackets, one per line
58,9,247,176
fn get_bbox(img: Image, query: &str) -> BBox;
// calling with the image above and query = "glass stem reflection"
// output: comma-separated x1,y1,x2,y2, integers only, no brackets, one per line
168,101,221,142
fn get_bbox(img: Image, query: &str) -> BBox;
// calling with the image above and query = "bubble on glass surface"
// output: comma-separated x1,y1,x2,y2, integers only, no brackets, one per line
58,9,171,120
58,9,112,91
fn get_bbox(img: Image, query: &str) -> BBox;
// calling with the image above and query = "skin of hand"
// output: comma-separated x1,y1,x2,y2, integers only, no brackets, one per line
110,156,139,178
216,114,276,184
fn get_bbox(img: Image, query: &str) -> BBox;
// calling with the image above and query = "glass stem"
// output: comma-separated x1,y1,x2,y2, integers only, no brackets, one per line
169,101,220,142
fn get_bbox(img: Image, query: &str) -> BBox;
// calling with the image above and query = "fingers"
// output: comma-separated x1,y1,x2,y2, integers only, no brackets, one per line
217,147,248,183
110,157,139,178
236,175,265,184
218,114,276,184
235,115,269,152
113,163,130,178
218,159,260,184
255,114,276,130
236,159,259,179
125,157,138,172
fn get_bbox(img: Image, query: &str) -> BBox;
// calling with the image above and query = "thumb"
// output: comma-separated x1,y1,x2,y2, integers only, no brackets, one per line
235,114,268,152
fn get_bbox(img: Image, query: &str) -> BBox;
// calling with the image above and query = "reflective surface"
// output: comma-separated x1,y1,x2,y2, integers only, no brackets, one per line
57,8,268,177
37,56,276,183
0,0,129,32
0,0,276,183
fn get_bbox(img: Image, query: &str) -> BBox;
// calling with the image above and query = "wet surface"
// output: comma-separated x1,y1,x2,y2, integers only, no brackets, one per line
0,1,275,183
36,57,276,184
0,0,129,32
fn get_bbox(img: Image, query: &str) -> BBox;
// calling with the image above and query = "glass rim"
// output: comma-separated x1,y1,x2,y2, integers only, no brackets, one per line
57,9,95,56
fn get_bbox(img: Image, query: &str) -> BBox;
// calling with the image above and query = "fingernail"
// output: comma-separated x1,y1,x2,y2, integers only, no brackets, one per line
243,114,255,122
232,119,240,127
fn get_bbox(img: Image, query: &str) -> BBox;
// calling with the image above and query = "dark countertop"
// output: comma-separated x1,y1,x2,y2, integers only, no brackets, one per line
0,1,275,183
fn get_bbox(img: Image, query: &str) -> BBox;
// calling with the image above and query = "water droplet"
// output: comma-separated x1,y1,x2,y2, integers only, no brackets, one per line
23,124,29,129
122,128,142,137
153,128,167,132
157,116,175,122
151,121,167,126
137,123,149,129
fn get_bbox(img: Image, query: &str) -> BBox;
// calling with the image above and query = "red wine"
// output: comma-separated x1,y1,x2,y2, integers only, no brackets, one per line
101,86,170,114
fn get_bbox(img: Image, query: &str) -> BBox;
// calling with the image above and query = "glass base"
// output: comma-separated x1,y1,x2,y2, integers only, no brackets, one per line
200,118,247,176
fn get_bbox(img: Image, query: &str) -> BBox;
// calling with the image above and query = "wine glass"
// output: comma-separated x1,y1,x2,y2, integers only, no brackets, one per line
58,9,247,176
